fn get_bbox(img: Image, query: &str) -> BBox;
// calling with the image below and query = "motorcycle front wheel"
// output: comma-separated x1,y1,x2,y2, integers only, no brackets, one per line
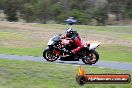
43,48,59,62
82,50,99,65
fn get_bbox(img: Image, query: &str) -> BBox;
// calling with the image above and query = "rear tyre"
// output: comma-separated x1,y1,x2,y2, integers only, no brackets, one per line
82,50,99,65
43,48,59,62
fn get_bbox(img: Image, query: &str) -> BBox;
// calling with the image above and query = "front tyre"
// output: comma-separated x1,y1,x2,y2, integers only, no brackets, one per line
82,50,99,65
43,48,59,62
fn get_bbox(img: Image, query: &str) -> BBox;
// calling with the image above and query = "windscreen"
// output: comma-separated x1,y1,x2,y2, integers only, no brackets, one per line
51,35,61,42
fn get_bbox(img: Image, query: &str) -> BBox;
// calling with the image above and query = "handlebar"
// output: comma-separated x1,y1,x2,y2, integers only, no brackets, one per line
65,38,72,40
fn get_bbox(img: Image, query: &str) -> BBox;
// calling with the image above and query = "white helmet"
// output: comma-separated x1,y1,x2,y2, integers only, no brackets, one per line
65,27,75,38
65,27,73,33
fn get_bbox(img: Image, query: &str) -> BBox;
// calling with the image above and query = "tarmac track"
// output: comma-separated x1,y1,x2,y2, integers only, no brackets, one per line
0,54,132,71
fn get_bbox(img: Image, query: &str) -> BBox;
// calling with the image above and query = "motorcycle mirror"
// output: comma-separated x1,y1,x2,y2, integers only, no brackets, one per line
58,34,62,36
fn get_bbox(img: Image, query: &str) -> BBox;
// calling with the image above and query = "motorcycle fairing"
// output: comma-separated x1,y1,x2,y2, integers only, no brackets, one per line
88,41,100,50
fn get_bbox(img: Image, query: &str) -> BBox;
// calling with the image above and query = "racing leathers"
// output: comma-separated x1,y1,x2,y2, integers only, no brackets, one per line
62,31,84,54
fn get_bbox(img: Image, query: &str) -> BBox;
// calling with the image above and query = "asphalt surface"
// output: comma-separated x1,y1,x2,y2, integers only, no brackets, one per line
0,54,132,71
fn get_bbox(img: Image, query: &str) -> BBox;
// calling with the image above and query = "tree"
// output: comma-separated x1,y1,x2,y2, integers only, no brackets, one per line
0,0,6,9
107,0,127,21
87,0,108,25
92,7,108,25
70,9,90,24
50,2,63,21
125,0,132,18
34,0,52,23
0,0,131,25
20,3,35,22
3,0,21,21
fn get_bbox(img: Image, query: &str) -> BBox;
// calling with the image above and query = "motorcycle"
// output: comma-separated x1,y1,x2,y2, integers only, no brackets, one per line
43,34,100,65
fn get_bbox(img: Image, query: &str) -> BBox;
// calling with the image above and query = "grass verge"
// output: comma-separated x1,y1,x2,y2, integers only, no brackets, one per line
0,59,131,88
0,44,131,62
0,47,42,57
0,23,132,62
98,44,132,62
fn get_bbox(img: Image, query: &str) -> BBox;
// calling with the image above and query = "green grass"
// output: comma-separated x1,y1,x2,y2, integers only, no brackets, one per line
34,24,132,41
0,23,132,62
98,44,132,62
0,32,24,40
35,24,132,33
0,23,131,88
0,44,131,62
0,47,43,57
0,59,131,88
121,35,132,39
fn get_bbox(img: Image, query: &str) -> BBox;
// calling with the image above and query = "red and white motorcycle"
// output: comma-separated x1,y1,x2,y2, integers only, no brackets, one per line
43,34,100,65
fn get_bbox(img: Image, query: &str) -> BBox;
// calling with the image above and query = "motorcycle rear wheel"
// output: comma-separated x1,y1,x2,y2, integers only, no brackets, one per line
43,48,59,62
82,50,99,65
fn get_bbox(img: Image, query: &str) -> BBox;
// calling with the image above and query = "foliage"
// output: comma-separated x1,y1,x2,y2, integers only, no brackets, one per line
20,3,35,22
3,0,21,21
0,0,132,25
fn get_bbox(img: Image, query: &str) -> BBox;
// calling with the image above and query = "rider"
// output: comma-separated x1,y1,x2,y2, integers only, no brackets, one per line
62,27,84,55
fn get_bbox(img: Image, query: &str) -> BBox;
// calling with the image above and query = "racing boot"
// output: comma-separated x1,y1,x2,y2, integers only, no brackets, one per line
64,50,74,55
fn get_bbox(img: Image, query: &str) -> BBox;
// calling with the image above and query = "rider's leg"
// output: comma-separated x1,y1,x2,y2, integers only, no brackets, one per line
71,45,84,54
